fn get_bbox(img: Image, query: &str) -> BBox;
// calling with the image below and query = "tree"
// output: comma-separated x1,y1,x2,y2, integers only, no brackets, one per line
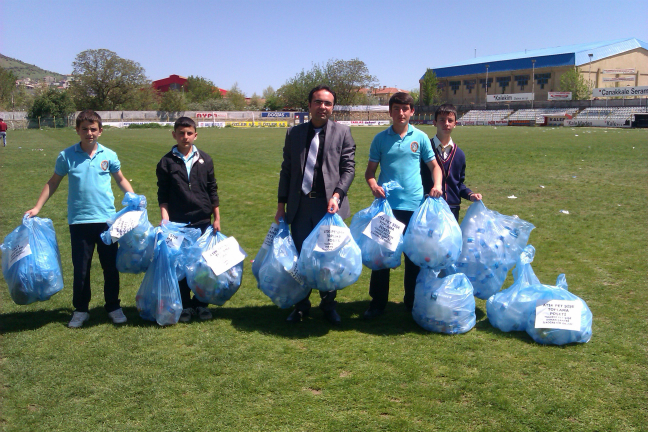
262,86,284,110
277,65,325,110
159,90,186,112
122,86,159,111
226,83,246,110
69,49,149,110
559,67,591,100
28,88,75,119
420,69,442,106
247,92,262,110
0,66,17,110
409,88,420,105
324,58,378,106
185,76,221,103
276,58,378,109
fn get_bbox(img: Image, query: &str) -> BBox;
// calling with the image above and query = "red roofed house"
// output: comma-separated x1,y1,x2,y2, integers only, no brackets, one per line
152,75,228,97
152,75,187,92
372,86,409,104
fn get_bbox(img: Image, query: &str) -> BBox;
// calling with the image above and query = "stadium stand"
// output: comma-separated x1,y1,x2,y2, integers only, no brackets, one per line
458,109,513,122
508,108,580,122
576,107,648,120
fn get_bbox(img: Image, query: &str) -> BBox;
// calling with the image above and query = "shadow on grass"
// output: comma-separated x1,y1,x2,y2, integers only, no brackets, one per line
0,303,550,346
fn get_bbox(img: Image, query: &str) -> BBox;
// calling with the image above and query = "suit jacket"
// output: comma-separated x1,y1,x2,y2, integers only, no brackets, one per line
278,120,356,223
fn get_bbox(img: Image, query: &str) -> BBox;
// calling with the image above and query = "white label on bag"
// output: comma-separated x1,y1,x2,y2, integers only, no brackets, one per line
287,260,304,285
261,223,280,250
314,225,349,252
165,233,185,250
202,236,248,276
362,212,405,252
9,236,31,268
535,300,582,331
110,210,143,241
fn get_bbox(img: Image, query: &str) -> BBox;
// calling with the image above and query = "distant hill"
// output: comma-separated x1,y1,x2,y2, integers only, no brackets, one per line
0,54,66,81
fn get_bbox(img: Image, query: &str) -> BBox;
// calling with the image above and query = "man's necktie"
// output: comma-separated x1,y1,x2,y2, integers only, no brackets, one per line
301,128,322,195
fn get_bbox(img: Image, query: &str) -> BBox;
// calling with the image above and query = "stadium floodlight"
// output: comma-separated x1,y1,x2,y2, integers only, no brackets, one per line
588,53,593,106
485,64,489,106
531,60,536,109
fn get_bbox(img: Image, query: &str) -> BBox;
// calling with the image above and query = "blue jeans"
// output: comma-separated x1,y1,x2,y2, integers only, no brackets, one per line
0,132,6,146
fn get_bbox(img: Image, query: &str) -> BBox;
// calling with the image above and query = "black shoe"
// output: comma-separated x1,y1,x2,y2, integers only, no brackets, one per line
363,308,385,320
322,309,341,325
286,309,308,323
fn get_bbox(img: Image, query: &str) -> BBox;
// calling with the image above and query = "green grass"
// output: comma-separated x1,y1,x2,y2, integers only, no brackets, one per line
0,125,647,431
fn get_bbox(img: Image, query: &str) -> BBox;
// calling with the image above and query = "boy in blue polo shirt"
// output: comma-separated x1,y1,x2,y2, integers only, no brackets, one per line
363,92,443,319
26,110,134,328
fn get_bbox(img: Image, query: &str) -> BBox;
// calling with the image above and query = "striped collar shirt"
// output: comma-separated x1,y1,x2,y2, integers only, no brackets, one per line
433,135,454,160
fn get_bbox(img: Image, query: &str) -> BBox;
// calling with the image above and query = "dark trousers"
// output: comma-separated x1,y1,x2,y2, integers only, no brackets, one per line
178,222,210,309
69,223,120,313
449,206,460,222
368,209,419,311
290,194,337,313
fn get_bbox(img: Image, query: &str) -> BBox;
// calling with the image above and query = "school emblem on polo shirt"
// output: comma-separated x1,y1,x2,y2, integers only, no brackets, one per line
100,160,109,171
410,141,419,152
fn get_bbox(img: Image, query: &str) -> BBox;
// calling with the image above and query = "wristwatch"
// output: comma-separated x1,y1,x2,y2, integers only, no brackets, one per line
333,196,341,205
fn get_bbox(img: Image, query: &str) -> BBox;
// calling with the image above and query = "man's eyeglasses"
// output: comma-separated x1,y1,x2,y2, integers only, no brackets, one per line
312,99,333,107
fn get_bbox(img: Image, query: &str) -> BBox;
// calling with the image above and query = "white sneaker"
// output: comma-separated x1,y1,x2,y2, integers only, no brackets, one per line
196,306,212,320
179,308,195,322
108,308,127,324
68,311,90,328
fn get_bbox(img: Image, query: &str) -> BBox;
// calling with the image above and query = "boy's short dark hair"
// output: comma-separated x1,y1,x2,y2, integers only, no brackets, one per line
435,104,458,121
76,110,102,128
308,85,337,105
174,116,196,131
389,92,415,110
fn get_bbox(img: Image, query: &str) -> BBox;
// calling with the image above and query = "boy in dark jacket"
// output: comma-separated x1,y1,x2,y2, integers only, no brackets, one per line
421,104,482,221
156,117,220,322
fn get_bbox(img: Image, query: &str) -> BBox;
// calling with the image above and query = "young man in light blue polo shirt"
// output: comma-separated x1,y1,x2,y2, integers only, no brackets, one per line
363,92,443,319
26,110,134,328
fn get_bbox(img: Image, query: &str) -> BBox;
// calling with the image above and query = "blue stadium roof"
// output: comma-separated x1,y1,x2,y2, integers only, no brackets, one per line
426,38,648,79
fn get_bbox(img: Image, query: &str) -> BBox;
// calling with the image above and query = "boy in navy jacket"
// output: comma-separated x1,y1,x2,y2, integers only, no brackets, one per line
156,117,220,322
421,104,482,221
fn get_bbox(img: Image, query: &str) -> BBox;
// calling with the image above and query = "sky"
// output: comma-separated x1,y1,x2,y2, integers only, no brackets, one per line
1,0,647,96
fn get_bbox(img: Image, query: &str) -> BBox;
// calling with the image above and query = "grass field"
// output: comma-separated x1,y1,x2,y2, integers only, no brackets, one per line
0,125,647,431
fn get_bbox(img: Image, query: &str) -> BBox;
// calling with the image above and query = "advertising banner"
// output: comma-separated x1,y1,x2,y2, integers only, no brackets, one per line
487,93,534,102
195,112,228,119
544,116,567,126
228,121,288,127
508,119,535,126
564,119,630,128
487,120,509,126
593,86,648,97
198,122,226,128
261,112,291,118
336,120,390,126
602,68,635,74
548,92,572,101
602,77,635,82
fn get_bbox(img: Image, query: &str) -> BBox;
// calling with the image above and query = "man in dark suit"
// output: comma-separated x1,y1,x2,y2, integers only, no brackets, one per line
275,85,356,325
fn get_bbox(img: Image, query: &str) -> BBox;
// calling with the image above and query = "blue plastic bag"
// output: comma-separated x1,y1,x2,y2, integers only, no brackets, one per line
252,222,280,284
456,201,535,299
487,245,542,332
350,181,405,270
257,220,310,308
135,231,183,326
412,269,476,334
1,216,64,305
298,213,362,291
185,228,245,306
158,222,201,281
525,276,593,345
403,196,462,270
101,192,155,274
